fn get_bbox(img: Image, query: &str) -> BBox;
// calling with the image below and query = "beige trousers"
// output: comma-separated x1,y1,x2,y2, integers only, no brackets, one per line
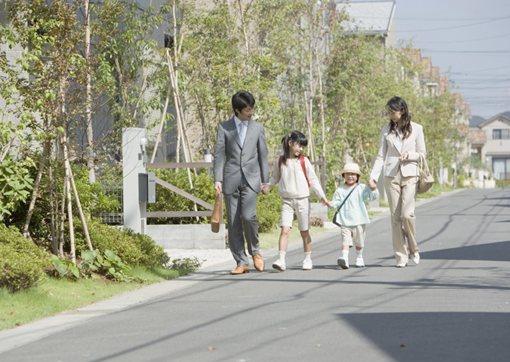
384,171,419,264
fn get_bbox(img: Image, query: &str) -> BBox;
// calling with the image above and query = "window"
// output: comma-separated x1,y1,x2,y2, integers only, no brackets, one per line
493,158,510,180
492,129,510,139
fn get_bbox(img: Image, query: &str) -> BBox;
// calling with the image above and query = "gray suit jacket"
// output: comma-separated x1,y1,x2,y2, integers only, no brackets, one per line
370,121,426,181
214,117,269,195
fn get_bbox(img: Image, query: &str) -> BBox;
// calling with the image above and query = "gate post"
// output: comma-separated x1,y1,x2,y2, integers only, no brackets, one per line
122,128,147,234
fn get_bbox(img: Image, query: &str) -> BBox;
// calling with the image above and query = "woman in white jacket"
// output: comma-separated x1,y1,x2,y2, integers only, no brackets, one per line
368,97,426,268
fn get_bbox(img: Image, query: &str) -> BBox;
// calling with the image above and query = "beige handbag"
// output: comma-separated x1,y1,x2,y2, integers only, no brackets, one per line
417,154,434,194
211,193,222,233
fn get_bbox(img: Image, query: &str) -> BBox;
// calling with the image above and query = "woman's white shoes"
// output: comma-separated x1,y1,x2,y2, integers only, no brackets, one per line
411,252,420,265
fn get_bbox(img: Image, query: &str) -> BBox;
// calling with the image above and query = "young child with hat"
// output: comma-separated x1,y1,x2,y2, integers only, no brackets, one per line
331,162,378,269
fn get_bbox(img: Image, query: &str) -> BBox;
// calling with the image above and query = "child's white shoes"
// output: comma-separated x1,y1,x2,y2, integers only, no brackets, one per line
355,255,365,268
337,257,349,269
272,259,286,271
302,258,313,270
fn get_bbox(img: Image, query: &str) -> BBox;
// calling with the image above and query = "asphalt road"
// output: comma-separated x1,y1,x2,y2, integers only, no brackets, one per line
1,188,509,362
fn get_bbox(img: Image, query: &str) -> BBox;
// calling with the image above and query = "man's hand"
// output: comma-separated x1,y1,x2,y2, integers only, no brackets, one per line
261,184,270,195
368,179,377,190
214,182,222,195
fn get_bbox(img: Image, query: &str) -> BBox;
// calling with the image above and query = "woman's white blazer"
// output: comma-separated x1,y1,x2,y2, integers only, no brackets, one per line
370,121,426,181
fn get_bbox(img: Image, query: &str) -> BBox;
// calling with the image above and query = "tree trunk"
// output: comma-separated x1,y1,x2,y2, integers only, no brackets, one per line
48,161,59,255
316,55,326,170
150,91,171,163
22,138,51,238
58,173,66,257
83,0,95,184
237,0,250,56
64,157,76,264
69,162,94,251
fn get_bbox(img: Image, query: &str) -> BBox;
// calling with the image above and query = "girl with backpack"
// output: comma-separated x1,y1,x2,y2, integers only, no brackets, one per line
267,131,331,271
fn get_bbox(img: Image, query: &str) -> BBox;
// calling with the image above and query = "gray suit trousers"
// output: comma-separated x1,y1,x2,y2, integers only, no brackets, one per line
224,179,260,266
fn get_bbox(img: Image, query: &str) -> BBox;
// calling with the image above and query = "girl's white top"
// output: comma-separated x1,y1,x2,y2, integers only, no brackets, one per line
270,156,326,200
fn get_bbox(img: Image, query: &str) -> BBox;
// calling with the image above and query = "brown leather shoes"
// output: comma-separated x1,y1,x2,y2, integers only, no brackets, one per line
230,265,250,275
253,254,265,272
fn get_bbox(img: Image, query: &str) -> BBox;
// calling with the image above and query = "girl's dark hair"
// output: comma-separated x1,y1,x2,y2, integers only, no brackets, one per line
281,130,307,165
387,96,412,138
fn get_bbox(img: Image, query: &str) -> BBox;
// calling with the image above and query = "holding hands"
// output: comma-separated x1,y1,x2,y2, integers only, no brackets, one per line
321,197,332,208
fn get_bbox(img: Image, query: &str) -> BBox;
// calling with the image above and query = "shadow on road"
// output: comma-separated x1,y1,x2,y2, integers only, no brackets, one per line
337,312,510,362
421,240,510,262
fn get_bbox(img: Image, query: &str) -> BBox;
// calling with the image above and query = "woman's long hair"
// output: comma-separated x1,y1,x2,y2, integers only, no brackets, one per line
387,96,412,139
281,130,307,165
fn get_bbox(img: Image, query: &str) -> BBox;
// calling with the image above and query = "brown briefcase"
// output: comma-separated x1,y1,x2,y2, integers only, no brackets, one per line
211,193,222,233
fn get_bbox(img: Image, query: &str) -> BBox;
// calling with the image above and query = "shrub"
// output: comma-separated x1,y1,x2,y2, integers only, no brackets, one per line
126,230,170,267
0,224,47,292
168,257,201,274
81,249,132,282
256,188,281,233
74,219,168,267
49,255,80,280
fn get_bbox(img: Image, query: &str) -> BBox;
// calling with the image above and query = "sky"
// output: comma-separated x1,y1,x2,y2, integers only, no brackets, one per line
393,0,510,119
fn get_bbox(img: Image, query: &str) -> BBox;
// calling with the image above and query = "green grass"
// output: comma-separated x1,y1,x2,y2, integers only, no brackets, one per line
0,265,183,331
496,179,510,188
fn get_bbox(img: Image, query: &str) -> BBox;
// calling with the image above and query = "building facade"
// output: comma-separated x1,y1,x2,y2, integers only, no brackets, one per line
475,112,510,180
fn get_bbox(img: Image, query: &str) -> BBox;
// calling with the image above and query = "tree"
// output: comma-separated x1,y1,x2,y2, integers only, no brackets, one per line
1,0,93,261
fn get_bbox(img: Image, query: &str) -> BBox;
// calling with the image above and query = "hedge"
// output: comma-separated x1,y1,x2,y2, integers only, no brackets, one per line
0,224,47,292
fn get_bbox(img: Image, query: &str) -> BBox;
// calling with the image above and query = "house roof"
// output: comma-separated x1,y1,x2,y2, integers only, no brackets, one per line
477,111,510,128
335,0,396,36
469,115,486,128
467,129,486,145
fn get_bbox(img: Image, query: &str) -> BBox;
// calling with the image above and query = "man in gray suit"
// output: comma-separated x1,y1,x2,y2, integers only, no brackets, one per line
214,90,269,275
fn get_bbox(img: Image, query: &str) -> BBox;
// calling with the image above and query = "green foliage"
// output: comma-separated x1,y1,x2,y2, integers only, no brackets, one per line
0,245,43,292
73,166,121,216
0,119,35,223
256,187,281,233
168,257,201,275
0,158,34,222
124,230,170,267
74,219,168,268
81,249,132,282
496,179,510,188
49,255,80,280
49,248,134,282
92,0,164,144
0,224,47,292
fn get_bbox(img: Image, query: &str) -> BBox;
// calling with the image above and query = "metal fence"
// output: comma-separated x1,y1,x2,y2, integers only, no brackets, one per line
98,187,123,225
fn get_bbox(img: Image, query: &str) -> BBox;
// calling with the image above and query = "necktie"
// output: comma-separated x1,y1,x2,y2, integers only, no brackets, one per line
239,122,247,146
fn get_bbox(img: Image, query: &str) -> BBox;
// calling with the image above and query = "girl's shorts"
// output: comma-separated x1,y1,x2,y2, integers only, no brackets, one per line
340,224,367,248
280,197,310,231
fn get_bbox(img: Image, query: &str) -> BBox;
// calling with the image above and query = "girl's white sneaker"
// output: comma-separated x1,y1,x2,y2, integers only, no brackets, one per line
337,257,349,269
302,258,313,270
272,259,286,271
355,256,365,268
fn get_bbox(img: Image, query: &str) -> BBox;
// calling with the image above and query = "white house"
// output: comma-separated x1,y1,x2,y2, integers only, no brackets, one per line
476,112,510,180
